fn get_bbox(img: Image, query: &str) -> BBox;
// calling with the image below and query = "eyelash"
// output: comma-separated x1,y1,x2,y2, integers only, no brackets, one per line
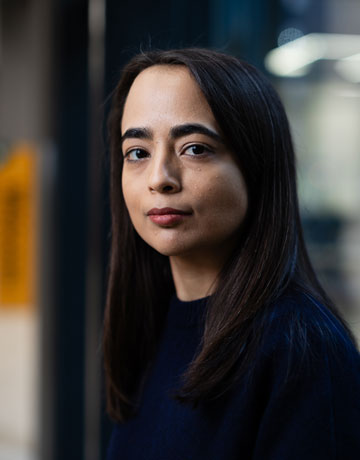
123,143,213,162
124,148,149,162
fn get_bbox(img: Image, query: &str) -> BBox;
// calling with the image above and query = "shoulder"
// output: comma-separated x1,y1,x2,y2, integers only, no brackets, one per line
253,289,360,381
261,289,356,349
246,292,360,459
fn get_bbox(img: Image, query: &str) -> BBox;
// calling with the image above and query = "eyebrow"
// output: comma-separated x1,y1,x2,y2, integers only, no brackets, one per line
121,123,224,145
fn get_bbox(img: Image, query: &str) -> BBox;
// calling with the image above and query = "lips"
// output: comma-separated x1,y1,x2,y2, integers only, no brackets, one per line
147,207,192,226
147,207,191,216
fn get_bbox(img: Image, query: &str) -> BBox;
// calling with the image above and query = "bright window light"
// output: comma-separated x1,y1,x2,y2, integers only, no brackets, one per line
265,33,360,78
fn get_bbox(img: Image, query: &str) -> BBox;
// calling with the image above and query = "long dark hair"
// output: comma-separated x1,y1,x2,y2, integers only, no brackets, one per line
103,48,348,423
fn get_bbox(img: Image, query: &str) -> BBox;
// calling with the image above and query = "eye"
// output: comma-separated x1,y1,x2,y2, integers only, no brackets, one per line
124,148,149,161
183,144,211,156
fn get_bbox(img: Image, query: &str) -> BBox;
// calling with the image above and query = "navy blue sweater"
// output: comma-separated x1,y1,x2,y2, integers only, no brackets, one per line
107,291,360,459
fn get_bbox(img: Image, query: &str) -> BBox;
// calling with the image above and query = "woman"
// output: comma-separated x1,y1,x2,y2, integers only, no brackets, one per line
104,48,360,459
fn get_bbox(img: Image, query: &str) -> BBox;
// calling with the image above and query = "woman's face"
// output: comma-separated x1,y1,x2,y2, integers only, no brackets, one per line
121,65,248,259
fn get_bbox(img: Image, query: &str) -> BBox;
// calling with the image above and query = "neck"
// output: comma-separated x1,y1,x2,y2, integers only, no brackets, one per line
169,249,231,301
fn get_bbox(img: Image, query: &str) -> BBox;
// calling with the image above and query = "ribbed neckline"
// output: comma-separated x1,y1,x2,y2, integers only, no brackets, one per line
166,294,210,328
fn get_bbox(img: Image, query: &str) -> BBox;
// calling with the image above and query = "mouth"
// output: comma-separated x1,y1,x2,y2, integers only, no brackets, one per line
146,207,192,226
147,207,191,216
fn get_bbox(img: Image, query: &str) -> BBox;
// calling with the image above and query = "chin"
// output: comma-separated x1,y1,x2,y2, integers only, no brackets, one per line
141,234,195,257
149,242,192,257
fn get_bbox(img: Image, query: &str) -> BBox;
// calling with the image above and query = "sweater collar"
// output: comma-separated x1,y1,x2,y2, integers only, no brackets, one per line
166,294,210,328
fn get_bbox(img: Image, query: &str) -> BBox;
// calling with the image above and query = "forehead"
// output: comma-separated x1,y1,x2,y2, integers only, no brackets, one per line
121,65,218,133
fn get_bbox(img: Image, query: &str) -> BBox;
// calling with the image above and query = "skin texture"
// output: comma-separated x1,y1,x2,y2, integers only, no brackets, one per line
121,65,248,300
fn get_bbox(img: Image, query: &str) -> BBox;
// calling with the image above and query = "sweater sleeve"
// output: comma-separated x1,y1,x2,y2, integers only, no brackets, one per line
252,297,360,460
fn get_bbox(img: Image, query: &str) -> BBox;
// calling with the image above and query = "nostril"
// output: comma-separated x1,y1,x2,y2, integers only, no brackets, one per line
162,185,174,192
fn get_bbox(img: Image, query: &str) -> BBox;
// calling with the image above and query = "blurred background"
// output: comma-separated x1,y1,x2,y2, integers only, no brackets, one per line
0,0,359,459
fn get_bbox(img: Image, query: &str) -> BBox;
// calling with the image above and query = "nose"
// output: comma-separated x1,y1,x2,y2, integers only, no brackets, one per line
148,149,181,194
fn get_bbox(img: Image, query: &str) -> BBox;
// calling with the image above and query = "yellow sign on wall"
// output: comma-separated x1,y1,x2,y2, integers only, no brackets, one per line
0,143,38,308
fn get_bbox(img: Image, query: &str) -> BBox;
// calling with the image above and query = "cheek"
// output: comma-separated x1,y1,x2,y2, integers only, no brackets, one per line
195,169,248,224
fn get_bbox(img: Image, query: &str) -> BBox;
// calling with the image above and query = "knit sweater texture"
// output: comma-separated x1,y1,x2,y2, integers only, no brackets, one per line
107,291,360,459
